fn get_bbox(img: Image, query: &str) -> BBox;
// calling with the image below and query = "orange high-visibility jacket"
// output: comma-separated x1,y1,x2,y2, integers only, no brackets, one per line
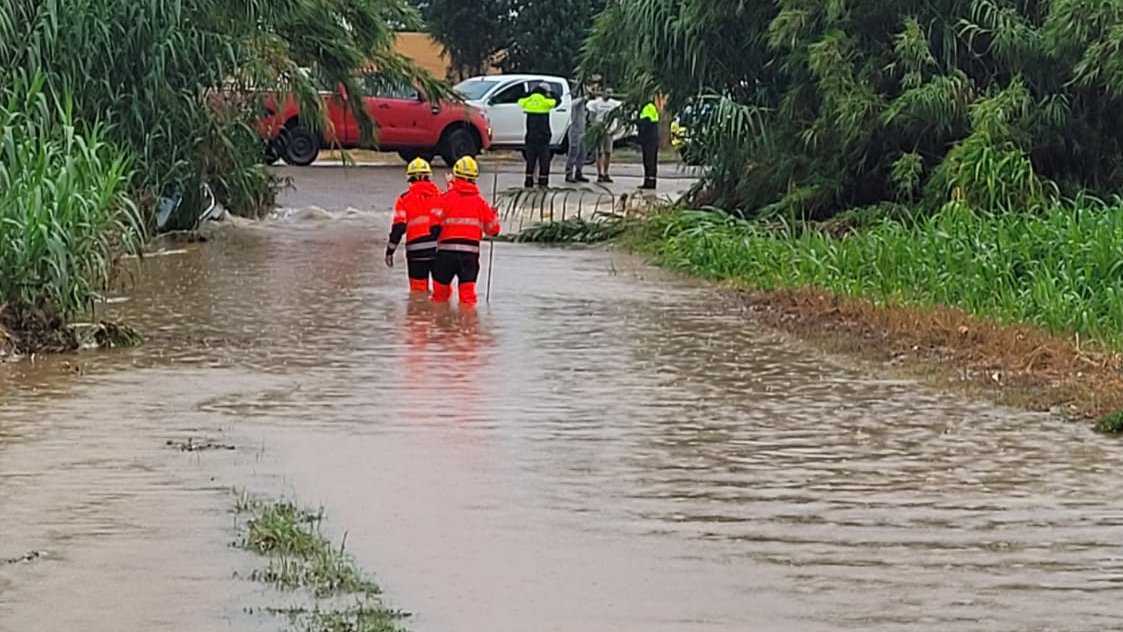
389,180,443,251
431,179,500,252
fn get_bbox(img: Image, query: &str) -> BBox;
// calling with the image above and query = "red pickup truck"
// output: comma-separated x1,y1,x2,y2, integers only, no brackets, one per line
260,75,492,167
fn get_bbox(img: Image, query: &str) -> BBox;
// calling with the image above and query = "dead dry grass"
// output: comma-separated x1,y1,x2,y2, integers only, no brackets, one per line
738,287,1123,420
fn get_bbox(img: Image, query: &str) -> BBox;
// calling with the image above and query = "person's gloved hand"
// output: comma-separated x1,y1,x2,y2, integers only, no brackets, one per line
384,248,395,268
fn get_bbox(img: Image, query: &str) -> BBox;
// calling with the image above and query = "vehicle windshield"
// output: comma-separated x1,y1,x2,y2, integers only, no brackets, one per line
454,78,501,101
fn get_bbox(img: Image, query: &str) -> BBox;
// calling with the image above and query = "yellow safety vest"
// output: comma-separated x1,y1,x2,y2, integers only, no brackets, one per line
640,102,660,123
518,93,557,114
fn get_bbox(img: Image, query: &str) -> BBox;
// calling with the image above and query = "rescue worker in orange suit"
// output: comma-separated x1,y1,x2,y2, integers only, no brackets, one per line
430,156,500,305
385,158,443,293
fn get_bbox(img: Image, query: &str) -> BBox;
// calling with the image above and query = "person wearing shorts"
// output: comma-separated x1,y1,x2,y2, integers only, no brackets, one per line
587,89,616,183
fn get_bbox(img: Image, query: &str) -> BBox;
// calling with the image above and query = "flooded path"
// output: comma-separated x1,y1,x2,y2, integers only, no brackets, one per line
3,164,1123,631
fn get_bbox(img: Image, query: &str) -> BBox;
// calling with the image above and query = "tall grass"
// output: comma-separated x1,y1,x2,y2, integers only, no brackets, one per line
643,202,1123,349
0,74,145,348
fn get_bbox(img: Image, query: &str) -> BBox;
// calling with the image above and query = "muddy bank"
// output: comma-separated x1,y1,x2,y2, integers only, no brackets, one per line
0,323,13,359
728,287,1123,422
0,310,142,358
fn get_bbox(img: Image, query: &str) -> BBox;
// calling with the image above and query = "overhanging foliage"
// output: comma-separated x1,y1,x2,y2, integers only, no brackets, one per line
582,0,1123,218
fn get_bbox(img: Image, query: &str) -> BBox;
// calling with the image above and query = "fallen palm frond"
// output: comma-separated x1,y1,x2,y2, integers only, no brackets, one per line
510,214,631,243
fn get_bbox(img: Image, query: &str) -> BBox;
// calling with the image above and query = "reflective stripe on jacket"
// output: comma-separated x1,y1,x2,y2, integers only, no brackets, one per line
431,179,501,246
391,180,443,243
518,93,557,114
638,102,660,146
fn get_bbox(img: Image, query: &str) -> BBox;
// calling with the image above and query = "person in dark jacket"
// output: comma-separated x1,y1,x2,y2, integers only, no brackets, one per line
637,100,660,190
518,83,559,188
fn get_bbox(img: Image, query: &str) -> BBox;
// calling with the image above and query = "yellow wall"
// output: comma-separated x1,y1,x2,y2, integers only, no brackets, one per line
393,32,450,79
393,32,502,81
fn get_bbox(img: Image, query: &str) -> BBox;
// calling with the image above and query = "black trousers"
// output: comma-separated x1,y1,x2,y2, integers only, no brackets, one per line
432,249,481,286
524,141,552,184
406,250,435,280
641,137,658,186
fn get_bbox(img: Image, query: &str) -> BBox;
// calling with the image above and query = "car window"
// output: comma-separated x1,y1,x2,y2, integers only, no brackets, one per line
490,81,528,105
455,78,501,101
359,74,417,100
546,82,565,99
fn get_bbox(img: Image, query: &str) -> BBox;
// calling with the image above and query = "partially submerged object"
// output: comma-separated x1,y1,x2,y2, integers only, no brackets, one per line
156,182,228,232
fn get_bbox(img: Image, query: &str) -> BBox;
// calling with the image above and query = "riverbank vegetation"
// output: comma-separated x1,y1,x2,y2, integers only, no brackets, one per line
642,205,1123,349
0,0,438,355
0,75,146,354
584,1,1123,219
235,493,406,632
580,1,1123,423
632,207,1123,421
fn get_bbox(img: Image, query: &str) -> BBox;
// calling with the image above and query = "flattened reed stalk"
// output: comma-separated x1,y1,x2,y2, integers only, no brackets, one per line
642,204,1123,350
512,215,630,244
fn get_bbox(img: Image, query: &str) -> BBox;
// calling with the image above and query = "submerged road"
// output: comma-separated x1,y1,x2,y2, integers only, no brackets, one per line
1,165,1122,631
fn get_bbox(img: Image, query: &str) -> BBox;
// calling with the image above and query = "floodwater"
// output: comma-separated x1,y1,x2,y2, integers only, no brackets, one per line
3,164,1123,632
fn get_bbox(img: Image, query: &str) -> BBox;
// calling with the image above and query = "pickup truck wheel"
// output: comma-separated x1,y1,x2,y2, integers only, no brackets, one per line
282,125,320,166
398,150,436,164
263,142,280,165
439,128,478,166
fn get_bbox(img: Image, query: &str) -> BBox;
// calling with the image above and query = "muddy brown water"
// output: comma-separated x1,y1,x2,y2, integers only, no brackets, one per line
3,166,1123,632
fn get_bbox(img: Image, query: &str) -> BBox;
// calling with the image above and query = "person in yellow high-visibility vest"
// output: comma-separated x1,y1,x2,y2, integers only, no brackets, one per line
637,100,660,190
518,83,559,188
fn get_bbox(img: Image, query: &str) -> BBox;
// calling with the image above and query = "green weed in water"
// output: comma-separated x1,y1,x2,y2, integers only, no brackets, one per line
235,493,406,631
237,498,378,598
290,605,407,632
1096,411,1123,434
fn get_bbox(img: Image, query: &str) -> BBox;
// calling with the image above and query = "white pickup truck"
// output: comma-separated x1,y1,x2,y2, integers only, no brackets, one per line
454,74,631,154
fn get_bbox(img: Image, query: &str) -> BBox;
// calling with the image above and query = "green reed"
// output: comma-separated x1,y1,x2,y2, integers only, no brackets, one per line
0,74,145,334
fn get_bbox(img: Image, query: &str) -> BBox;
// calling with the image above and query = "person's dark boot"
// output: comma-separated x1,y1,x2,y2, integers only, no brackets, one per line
575,171,590,183
524,176,535,188
641,177,657,190
565,172,576,183
538,178,549,189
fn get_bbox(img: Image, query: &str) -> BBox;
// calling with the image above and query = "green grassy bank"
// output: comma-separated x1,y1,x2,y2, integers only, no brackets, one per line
634,201,1123,351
